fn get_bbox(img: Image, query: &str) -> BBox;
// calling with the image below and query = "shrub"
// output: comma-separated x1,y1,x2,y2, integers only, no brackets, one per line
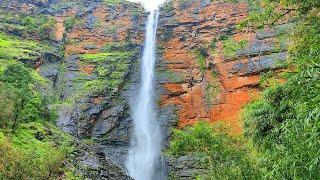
0,122,74,179
63,17,76,31
168,121,259,179
243,3,320,178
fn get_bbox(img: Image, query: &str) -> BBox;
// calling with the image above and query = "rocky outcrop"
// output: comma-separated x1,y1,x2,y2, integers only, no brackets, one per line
167,154,209,179
71,140,132,179
157,0,287,134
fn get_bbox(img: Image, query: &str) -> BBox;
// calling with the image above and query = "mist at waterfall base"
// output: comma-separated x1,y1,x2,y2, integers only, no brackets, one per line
126,1,166,180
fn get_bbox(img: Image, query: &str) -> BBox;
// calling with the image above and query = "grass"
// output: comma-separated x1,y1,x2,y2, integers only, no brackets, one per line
80,52,132,63
0,33,50,62
10,122,74,154
0,122,76,179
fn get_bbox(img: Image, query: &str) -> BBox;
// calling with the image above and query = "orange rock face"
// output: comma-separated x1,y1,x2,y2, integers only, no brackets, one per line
63,4,145,56
157,1,282,133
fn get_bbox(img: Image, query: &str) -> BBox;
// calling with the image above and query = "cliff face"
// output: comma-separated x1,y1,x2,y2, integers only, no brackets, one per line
157,0,287,177
0,0,288,178
1,0,146,178
157,0,287,134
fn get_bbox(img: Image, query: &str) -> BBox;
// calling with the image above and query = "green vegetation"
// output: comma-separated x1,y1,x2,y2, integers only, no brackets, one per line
64,50,136,104
195,47,208,72
0,22,75,178
0,62,75,179
0,33,50,63
243,14,320,178
0,64,55,129
168,121,259,179
102,42,133,52
104,0,125,6
209,38,217,49
160,0,174,12
0,122,75,179
222,37,248,58
63,16,76,31
157,69,183,83
204,82,220,107
0,11,56,40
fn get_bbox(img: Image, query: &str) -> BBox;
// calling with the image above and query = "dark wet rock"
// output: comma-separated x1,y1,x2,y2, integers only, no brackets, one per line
92,105,126,138
256,30,277,40
232,52,287,75
86,14,98,30
237,41,285,57
35,131,45,141
57,107,76,134
167,154,209,179
74,141,133,180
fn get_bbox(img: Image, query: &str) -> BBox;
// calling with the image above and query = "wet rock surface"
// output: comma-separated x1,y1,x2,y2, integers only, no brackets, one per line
73,141,133,180
167,154,209,179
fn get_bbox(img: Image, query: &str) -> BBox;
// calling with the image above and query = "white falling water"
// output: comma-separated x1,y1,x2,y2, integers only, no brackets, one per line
126,1,165,180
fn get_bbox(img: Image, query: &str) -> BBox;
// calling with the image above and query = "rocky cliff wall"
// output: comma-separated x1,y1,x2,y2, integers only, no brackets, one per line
157,0,287,134
52,1,148,178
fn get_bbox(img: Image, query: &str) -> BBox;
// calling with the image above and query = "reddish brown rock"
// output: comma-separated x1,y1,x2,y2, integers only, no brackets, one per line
158,1,285,133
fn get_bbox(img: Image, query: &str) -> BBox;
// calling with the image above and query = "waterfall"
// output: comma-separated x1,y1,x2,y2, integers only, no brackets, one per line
126,3,164,180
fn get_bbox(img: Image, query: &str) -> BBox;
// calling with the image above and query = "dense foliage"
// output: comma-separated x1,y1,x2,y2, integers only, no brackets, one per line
243,8,320,179
0,62,75,179
0,28,73,178
0,64,55,129
168,121,259,179
0,123,74,179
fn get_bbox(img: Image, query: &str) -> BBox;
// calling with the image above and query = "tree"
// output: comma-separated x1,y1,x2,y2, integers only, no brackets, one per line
0,83,18,128
0,64,33,130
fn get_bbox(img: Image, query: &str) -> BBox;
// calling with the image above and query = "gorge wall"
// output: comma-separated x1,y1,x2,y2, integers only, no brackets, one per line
0,0,288,179
157,0,287,134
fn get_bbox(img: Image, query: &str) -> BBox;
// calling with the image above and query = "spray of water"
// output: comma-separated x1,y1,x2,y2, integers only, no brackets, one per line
126,1,165,180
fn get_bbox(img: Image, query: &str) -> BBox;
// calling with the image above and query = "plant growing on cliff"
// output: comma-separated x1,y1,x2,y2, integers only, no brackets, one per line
222,37,248,59
195,47,208,73
63,17,76,32
0,12,56,40
104,0,125,6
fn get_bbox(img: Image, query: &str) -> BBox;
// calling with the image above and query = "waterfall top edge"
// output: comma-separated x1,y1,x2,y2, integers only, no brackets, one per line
128,0,167,11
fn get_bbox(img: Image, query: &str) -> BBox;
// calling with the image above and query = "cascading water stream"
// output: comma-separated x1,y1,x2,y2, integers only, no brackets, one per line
126,1,165,179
